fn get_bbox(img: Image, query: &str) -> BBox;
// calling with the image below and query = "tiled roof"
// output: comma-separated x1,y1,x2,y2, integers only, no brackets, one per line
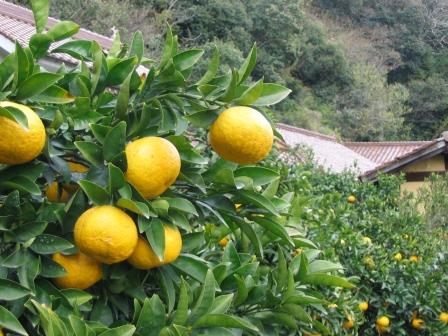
0,0,113,64
276,123,377,174
344,141,433,164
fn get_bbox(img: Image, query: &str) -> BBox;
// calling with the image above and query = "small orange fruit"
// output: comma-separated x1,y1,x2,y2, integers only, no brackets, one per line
393,252,403,261
439,312,448,323
411,318,424,330
359,301,369,312
342,317,354,329
347,195,356,203
409,255,419,262
218,237,229,247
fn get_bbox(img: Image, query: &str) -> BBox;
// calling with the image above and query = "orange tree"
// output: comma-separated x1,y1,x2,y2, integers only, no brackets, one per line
0,1,355,335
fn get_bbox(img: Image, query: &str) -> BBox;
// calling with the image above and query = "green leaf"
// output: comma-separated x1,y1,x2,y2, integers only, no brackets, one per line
159,26,174,69
163,197,198,216
284,294,327,305
108,163,125,192
117,198,154,218
173,49,204,71
233,218,263,258
98,325,136,336
30,234,74,254
281,303,312,324
252,217,294,247
193,314,258,333
235,190,279,216
52,40,93,61
238,43,256,83
14,221,48,242
0,306,28,335
75,141,103,166
16,73,63,100
90,41,103,93
33,85,75,104
220,68,239,102
197,46,220,85
136,295,166,336
235,78,263,105
29,33,53,59
47,21,80,41
172,278,189,325
106,57,137,86
0,278,31,300
103,121,126,161
78,180,110,205
234,166,279,187
13,42,31,89
145,218,165,261
115,70,133,120
30,0,49,33
0,105,28,128
0,176,41,195
62,289,93,306
303,274,355,289
189,269,216,323
129,31,144,63
171,254,208,283
308,260,344,274
253,83,292,106
209,294,234,314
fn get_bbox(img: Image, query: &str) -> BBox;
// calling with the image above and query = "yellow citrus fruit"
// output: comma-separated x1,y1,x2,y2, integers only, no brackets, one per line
394,252,403,261
411,318,424,330
359,301,369,312
376,316,390,328
363,256,375,268
439,312,448,323
0,329,3,336
0,101,46,165
52,252,102,289
128,225,182,269
125,137,181,199
218,237,229,247
377,325,388,334
362,236,372,245
327,303,338,309
347,195,356,203
342,317,354,329
74,206,138,264
409,255,419,262
209,106,273,164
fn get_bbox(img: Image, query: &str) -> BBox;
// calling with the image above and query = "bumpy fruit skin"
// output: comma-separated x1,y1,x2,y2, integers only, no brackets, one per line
439,312,448,323
347,195,356,203
411,318,424,330
52,252,102,289
125,137,181,199
128,225,182,269
74,206,138,264
0,101,46,165
209,106,273,164
359,301,369,312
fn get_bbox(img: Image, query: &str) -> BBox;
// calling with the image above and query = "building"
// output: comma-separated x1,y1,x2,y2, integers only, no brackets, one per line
277,124,448,193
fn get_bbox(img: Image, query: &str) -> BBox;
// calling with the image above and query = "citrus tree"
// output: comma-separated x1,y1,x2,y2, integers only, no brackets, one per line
0,1,355,335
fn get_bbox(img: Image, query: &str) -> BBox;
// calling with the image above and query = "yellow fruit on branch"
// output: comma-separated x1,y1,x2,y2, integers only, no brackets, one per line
439,312,448,323
218,237,229,247
393,252,403,261
327,303,338,309
347,195,356,203
0,101,46,165
52,252,102,289
209,106,273,164
45,161,88,202
362,236,372,245
411,318,424,330
363,256,376,268
125,137,181,199
359,301,369,312
74,206,138,264
342,317,354,329
128,225,182,269
409,255,419,262
376,316,390,328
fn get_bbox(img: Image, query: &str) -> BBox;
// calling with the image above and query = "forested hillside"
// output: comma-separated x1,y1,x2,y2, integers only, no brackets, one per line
12,0,448,141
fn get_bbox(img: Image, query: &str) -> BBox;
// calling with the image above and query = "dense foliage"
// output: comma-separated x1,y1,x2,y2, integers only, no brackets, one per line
13,0,443,141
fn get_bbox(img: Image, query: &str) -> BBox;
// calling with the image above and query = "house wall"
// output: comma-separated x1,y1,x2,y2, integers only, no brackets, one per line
400,154,446,194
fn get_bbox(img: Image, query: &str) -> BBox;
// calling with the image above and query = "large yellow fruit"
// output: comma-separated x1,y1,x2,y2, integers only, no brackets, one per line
209,106,273,164
52,252,102,289
74,206,138,264
125,137,181,199
128,225,182,269
0,101,46,165
376,316,390,328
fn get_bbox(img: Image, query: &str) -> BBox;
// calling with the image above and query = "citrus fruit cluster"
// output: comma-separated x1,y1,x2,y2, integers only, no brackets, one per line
0,102,274,290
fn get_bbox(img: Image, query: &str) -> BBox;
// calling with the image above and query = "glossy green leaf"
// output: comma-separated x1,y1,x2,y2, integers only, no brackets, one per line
115,71,133,120
238,43,257,84
75,141,103,166
30,0,49,33
235,78,263,105
252,217,294,246
281,303,312,323
14,221,48,242
0,176,41,195
235,190,279,216
33,85,75,104
171,254,208,283
234,166,279,187
172,278,189,325
0,305,28,335
0,105,28,128
193,314,258,333
103,121,126,161
145,218,165,260
136,295,166,336
16,73,63,100
98,325,136,336
129,31,144,62
173,49,204,71
163,197,198,216
106,57,137,86
303,273,355,289
189,269,216,323
253,83,292,106
0,278,31,300
78,180,110,205
30,234,74,254
52,40,93,61
197,46,220,85
47,21,80,41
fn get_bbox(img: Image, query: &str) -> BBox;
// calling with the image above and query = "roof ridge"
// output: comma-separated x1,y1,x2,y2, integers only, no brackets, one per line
345,141,433,146
276,123,337,142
